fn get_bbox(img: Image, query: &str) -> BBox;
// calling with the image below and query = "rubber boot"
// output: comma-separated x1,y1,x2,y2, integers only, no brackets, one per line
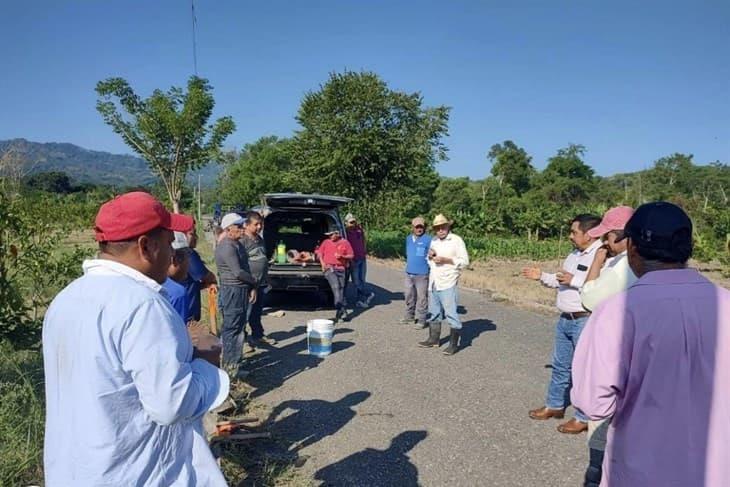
442,328,460,355
418,321,441,348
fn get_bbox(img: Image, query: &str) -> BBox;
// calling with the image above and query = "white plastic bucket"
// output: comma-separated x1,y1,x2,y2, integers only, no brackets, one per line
307,319,335,357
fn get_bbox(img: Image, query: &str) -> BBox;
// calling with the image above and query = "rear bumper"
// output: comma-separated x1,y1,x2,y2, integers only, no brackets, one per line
267,265,330,292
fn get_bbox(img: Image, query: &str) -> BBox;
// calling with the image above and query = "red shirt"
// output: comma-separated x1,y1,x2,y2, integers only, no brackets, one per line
316,238,354,270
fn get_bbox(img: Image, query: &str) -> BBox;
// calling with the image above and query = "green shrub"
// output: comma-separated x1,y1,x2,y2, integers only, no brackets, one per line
368,230,572,261
0,344,44,486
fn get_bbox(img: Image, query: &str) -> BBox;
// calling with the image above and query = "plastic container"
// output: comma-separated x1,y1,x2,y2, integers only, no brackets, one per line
306,319,335,357
276,241,287,264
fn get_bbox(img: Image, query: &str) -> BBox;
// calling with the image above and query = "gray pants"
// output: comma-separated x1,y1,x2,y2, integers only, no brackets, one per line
324,268,347,310
405,273,429,323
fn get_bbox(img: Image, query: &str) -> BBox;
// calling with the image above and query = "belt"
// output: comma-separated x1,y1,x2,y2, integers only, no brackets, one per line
560,311,591,320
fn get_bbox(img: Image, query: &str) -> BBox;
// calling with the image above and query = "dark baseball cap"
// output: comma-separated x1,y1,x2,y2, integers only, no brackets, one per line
618,201,692,255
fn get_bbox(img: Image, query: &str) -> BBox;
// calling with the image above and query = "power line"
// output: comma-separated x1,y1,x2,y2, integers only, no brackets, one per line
191,0,198,76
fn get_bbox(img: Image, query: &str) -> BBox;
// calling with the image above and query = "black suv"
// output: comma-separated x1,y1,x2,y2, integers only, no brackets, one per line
255,193,352,302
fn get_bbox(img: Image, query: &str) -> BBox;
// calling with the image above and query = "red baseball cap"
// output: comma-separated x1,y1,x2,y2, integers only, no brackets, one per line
94,192,194,242
587,206,634,238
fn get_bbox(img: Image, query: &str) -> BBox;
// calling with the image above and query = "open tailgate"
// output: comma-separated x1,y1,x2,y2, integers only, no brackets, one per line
262,193,352,209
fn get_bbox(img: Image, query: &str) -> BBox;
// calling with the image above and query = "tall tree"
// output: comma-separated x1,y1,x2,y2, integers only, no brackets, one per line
219,136,295,207
535,144,596,203
95,76,235,212
487,140,535,195
291,71,450,212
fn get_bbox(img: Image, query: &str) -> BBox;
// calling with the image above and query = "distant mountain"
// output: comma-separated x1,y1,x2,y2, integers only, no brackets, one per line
0,138,221,187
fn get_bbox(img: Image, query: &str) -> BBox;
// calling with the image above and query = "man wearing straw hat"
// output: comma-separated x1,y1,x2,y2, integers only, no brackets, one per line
418,213,470,355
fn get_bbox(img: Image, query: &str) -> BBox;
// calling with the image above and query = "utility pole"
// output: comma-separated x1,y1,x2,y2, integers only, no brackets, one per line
197,174,202,225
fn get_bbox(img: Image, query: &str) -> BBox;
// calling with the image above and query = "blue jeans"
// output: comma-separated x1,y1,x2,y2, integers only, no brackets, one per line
350,258,368,301
428,285,461,330
246,292,265,340
545,315,588,421
219,285,249,369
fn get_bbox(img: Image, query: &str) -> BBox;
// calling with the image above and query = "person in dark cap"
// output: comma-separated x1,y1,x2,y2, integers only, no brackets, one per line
573,202,730,487
42,191,229,486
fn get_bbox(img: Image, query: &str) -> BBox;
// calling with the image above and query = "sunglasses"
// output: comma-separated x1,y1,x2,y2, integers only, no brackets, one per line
413,225,425,229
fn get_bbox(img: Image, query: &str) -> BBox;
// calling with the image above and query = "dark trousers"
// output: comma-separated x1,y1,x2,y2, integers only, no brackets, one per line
219,285,249,369
404,273,429,323
584,448,604,487
247,292,265,339
324,268,347,309
350,258,368,301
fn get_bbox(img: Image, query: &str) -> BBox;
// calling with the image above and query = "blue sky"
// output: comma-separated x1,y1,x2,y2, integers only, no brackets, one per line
2,1,728,178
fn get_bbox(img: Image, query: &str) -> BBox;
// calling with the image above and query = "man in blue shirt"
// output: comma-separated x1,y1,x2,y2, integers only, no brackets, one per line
184,226,218,322
162,231,192,322
42,191,229,486
400,216,432,328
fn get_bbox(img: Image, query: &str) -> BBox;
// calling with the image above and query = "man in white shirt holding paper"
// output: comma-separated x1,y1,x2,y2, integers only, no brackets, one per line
417,214,470,356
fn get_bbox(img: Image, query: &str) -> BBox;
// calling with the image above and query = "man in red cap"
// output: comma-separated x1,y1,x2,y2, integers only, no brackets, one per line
42,192,230,486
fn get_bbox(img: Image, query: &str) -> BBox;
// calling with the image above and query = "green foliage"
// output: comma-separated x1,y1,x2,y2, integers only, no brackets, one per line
96,76,235,211
290,71,449,214
488,140,535,195
369,230,572,261
0,343,44,486
219,136,295,207
23,171,74,193
0,192,96,348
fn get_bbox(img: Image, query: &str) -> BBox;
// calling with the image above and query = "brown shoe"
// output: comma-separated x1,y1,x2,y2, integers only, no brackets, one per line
528,406,565,420
557,418,588,434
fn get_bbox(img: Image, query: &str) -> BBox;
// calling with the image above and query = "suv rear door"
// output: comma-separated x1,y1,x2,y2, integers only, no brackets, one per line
263,193,352,210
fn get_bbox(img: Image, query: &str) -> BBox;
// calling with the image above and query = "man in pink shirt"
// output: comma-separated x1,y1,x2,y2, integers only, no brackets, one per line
316,229,355,323
572,202,730,487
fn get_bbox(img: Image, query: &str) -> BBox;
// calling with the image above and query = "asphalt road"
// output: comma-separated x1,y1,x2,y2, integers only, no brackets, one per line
247,262,585,486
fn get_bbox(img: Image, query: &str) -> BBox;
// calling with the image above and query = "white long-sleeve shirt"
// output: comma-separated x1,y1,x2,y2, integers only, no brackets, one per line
580,251,638,312
43,259,229,486
428,232,469,291
540,240,602,313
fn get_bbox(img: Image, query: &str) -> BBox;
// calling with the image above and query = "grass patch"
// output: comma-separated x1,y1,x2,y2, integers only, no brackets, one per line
0,343,45,486
369,230,573,261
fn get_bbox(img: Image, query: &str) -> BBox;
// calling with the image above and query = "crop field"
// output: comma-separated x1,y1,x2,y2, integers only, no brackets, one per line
369,230,574,262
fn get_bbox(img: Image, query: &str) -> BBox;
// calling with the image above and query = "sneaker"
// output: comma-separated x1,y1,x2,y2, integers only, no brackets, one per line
398,317,415,325
413,320,428,330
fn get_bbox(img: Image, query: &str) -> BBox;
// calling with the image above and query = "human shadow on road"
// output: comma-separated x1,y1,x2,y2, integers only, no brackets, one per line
438,318,497,349
246,334,354,398
344,283,404,321
267,391,371,452
314,430,427,486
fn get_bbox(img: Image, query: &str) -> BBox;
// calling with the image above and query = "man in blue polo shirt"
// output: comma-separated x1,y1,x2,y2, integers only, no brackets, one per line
400,217,432,328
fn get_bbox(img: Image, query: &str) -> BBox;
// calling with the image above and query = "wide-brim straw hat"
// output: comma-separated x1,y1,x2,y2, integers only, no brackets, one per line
431,214,452,228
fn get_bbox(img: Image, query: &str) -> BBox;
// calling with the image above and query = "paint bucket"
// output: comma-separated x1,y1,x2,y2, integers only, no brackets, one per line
307,319,335,357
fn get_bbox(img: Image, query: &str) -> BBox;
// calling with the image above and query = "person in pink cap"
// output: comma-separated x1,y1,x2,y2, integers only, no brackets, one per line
575,205,638,486
581,206,637,311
